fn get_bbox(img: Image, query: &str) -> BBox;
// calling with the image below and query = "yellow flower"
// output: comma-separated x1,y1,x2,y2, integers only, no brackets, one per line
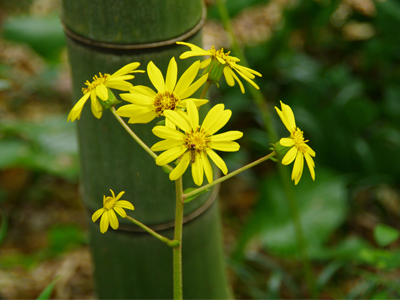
116,57,208,126
151,99,243,186
177,42,262,93
67,62,144,122
91,189,134,234
275,101,316,185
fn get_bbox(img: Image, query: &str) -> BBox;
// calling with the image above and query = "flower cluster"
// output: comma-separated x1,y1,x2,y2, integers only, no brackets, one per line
67,42,316,233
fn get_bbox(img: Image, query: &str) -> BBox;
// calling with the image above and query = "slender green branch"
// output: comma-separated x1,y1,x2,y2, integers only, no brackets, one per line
124,215,179,248
184,151,276,201
173,177,184,300
110,107,173,172
215,0,316,297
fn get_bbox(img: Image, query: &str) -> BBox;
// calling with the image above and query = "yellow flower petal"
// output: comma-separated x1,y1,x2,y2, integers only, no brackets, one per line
178,73,208,99
147,61,165,93
292,151,304,185
120,93,154,105
111,62,141,78
169,152,191,181
207,149,228,175
234,68,260,90
117,104,154,117
130,85,157,97
100,211,110,233
115,191,125,201
67,92,90,122
96,84,109,101
151,139,183,151
200,58,211,69
206,110,232,135
164,110,191,133
179,99,208,108
109,210,119,230
282,146,297,165
212,141,240,152
191,152,204,186
165,57,178,92
306,145,316,157
186,99,199,130
152,126,186,140
105,80,133,91
275,105,292,133
156,145,187,166
223,67,235,87
128,112,156,124
174,61,200,96
113,206,126,218
211,131,243,142
92,208,105,222
201,103,225,134
201,152,213,184
114,200,134,210
280,138,295,147
280,101,296,131
304,152,315,180
230,70,245,93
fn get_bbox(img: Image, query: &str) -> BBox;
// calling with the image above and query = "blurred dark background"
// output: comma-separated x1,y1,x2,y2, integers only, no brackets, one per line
0,0,399,298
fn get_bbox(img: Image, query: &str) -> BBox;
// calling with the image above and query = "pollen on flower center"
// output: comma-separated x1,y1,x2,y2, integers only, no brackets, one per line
154,91,180,116
184,128,211,155
292,127,309,153
82,73,110,94
104,196,117,210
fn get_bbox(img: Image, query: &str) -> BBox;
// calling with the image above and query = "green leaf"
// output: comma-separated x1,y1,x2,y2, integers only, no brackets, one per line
373,224,400,247
183,187,209,203
234,167,348,258
36,277,60,300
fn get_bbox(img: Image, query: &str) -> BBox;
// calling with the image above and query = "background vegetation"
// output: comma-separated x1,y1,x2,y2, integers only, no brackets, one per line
0,0,399,298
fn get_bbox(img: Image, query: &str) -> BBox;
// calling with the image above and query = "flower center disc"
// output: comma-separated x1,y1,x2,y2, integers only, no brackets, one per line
154,91,180,116
292,128,308,153
104,196,117,210
82,73,110,94
185,129,210,156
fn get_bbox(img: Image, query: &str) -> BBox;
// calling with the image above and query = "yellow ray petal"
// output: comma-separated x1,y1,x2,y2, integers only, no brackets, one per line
128,112,156,124
211,141,240,152
100,211,109,233
304,152,315,180
280,137,295,147
109,210,119,230
117,104,154,117
223,67,235,86
151,139,183,151
230,69,245,93
206,110,232,135
152,126,186,140
200,58,211,69
96,84,109,100
147,61,165,93
201,103,225,134
164,110,191,133
275,106,292,133
207,149,228,175
156,145,187,166
201,152,213,184
178,73,208,99
169,152,191,181
179,99,208,108
174,61,200,96
68,92,90,122
292,151,304,184
191,153,204,186
114,200,134,210
105,80,133,91
211,131,243,142
282,146,297,165
130,85,157,97
113,206,126,218
92,208,105,222
115,191,125,201
120,93,154,105
186,99,199,130
280,101,296,131
166,57,178,92
111,62,140,78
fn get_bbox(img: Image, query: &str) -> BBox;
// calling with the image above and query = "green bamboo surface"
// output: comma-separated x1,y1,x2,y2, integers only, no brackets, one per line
62,1,231,298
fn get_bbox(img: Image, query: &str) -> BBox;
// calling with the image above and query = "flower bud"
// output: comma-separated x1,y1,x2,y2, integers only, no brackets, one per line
274,141,291,161
99,88,122,110
204,58,225,85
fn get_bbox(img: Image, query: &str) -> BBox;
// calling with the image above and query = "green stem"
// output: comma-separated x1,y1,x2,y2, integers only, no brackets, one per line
199,80,212,99
184,151,276,201
124,215,179,248
215,0,316,297
173,176,184,300
110,107,173,172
